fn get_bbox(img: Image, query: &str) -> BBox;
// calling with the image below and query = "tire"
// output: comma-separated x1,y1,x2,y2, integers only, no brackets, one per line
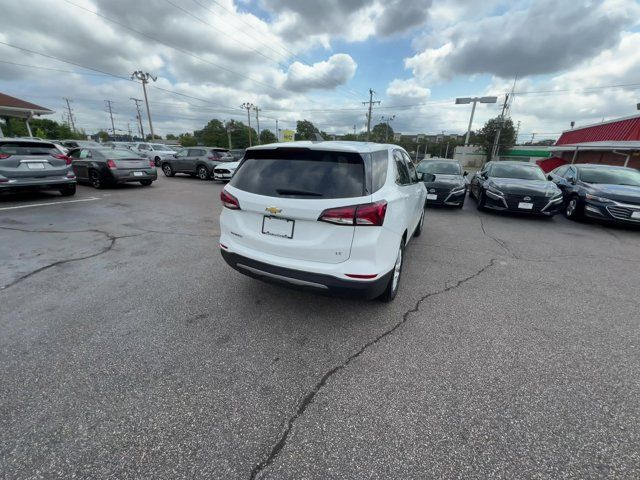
139,180,153,186
59,184,76,196
162,163,175,177
154,156,161,167
413,209,425,237
564,195,583,220
476,190,486,210
89,169,107,189
196,165,210,180
378,240,404,303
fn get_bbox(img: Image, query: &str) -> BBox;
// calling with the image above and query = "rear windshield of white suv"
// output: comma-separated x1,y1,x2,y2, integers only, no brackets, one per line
0,141,57,155
230,148,365,199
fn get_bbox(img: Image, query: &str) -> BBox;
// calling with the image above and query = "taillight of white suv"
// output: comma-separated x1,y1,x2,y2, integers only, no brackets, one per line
318,201,387,226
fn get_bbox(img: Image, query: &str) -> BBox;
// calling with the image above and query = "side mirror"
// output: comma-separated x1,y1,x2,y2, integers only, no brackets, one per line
567,176,576,184
420,173,436,182
547,174,553,181
463,171,468,176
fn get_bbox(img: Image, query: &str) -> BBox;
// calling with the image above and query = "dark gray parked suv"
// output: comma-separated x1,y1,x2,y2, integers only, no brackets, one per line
0,139,76,196
161,147,235,180
70,147,157,189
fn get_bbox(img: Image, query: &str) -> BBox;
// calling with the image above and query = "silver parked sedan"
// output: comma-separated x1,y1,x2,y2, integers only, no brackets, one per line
0,138,76,196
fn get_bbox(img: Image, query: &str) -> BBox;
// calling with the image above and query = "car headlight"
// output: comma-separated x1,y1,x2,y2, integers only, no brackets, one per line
585,194,612,203
450,185,466,193
486,186,504,197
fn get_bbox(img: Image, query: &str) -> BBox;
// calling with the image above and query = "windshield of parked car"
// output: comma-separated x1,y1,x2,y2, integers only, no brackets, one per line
491,163,545,180
579,167,640,186
0,141,57,156
417,161,461,175
151,144,168,150
230,149,365,198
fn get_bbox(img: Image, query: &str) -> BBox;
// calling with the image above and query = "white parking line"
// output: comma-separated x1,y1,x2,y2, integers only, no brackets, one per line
0,197,100,211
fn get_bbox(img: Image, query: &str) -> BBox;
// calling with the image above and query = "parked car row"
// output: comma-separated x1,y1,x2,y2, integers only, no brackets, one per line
416,157,640,226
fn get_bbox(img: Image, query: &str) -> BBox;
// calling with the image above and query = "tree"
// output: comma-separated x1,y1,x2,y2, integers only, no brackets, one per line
195,119,227,147
4,118,84,139
295,120,321,140
145,133,162,140
477,117,516,160
371,122,394,143
165,133,177,140
97,130,110,142
259,129,278,145
178,133,197,147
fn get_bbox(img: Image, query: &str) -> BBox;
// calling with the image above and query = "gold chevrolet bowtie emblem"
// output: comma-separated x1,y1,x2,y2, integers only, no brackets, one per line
265,206,282,215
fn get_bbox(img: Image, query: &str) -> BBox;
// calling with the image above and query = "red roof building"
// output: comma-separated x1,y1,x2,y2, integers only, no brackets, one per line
548,114,640,170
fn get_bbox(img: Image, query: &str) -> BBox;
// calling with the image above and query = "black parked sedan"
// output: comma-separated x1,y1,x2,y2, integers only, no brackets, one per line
548,163,640,224
416,159,467,208
469,161,563,216
69,147,157,189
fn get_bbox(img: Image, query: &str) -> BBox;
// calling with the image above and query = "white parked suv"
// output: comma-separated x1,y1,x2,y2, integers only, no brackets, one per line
219,142,427,301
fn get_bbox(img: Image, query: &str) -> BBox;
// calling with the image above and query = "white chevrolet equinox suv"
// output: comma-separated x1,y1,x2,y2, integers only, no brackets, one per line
219,141,427,301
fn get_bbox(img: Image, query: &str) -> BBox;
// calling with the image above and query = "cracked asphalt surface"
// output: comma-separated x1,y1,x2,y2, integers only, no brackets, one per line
1,175,639,479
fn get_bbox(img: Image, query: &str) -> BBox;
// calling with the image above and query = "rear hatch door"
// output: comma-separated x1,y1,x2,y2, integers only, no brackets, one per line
0,141,67,179
225,147,370,264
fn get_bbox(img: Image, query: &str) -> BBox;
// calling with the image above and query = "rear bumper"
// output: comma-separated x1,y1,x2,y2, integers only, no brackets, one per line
0,177,76,190
221,249,392,300
111,169,158,183
213,172,233,180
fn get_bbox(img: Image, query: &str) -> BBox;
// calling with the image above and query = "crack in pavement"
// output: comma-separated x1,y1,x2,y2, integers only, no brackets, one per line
248,257,498,480
0,227,144,291
476,214,519,259
124,225,219,238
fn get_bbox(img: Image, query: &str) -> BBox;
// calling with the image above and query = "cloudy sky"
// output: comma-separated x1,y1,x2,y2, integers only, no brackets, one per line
2,0,640,142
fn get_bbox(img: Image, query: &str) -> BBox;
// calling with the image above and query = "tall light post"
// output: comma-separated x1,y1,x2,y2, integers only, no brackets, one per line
381,114,395,142
241,102,254,147
131,71,157,140
455,96,497,163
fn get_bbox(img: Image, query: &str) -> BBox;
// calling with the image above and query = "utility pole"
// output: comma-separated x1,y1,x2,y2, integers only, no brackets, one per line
63,98,76,133
253,105,262,145
104,100,116,138
130,98,145,140
241,102,254,147
131,71,156,140
127,122,132,140
490,93,510,161
362,88,380,141
275,119,279,141
530,133,536,144
225,120,234,149
445,142,450,158
515,120,521,144
353,124,356,136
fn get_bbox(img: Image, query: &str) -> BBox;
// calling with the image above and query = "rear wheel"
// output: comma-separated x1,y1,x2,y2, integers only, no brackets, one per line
139,180,153,186
413,209,425,237
162,163,175,177
197,165,210,180
89,169,107,189
379,241,404,303
565,195,583,220
59,184,76,196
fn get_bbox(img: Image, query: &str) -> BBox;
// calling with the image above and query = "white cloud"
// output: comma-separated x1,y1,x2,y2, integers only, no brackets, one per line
283,54,357,92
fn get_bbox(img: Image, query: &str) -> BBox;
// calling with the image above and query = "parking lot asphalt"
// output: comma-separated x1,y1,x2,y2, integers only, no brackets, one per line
1,175,639,479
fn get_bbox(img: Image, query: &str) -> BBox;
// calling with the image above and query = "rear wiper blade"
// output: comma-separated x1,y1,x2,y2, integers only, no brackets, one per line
276,188,323,196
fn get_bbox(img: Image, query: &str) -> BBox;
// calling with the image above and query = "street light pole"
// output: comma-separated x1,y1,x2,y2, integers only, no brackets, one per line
455,96,497,163
241,102,254,147
131,71,157,140
381,115,395,142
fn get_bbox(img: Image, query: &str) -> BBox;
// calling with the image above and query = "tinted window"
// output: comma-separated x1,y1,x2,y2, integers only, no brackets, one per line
230,149,365,199
417,161,461,175
151,144,166,150
490,163,545,180
402,152,419,183
553,165,569,176
565,167,576,179
0,141,56,156
101,148,136,159
393,151,411,185
579,167,640,186
371,150,388,192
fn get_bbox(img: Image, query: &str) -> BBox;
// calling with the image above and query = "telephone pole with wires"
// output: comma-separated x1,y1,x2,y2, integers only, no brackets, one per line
490,93,511,161
362,88,380,141
131,71,156,140
130,98,145,140
63,98,76,133
253,105,262,144
104,100,116,138
241,102,254,147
